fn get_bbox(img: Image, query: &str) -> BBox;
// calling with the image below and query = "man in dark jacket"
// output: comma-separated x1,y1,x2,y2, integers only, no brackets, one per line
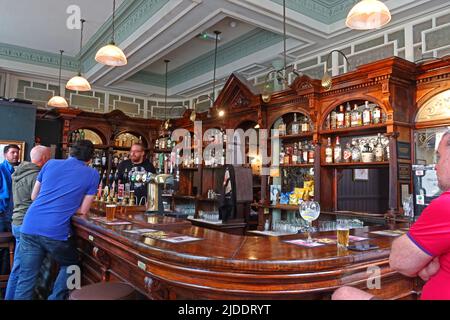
5,145,50,300
0,144,20,232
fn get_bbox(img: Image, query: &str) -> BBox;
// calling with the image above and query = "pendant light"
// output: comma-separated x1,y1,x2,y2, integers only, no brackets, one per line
159,60,171,137
211,31,224,117
321,49,350,91
48,50,69,108
95,0,127,66
346,0,391,30
66,19,91,91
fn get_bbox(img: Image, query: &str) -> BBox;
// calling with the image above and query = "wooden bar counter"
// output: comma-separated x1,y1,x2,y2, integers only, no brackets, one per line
72,212,422,300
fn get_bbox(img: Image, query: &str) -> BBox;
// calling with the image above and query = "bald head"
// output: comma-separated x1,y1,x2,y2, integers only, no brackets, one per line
30,145,51,167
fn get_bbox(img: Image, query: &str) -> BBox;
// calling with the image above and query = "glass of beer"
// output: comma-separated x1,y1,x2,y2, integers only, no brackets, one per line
105,204,117,221
337,220,350,248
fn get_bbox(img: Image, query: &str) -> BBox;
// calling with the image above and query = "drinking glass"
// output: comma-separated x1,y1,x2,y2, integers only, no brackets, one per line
105,204,117,221
300,201,321,243
336,220,350,248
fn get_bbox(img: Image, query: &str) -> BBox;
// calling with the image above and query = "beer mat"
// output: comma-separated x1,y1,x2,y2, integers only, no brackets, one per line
123,228,158,234
248,230,298,237
370,230,406,237
162,236,202,243
284,239,325,247
326,235,369,242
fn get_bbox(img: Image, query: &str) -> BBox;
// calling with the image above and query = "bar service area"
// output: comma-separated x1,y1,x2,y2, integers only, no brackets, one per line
1,0,450,301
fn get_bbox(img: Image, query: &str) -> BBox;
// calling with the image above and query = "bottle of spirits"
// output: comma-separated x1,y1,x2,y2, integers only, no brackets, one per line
284,146,292,165
301,115,309,133
291,113,300,135
343,142,352,163
362,101,371,126
155,138,160,149
279,146,285,165
374,133,384,162
325,137,333,164
302,142,309,164
333,136,342,163
324,114,331,130
278,117,286,136
79,129,85,140
351,104,360,127
101,151,107,168
330,109,337,130
372,104,382,124
336,105,345,129
292,143,298,164
308,142,315,164
344,103,351,128
351,140,361,162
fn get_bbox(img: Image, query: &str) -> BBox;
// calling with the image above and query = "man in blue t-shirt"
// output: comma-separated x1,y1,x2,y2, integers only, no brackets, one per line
14,140,99,300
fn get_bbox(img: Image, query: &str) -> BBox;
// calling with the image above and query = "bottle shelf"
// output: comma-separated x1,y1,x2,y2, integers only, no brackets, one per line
319,123,387,136
321,161,390,168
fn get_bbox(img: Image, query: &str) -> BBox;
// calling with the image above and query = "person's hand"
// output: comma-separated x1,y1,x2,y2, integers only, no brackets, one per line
418,257,440,281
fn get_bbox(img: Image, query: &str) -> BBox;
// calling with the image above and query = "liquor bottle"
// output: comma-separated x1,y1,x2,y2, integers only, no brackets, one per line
325,137,333,164
344,103,351,128
333,136,342,163
301,115,309,133
79,129,85,140
279,146,285,165
284,146,292,165
308,142,315,164
297,142,303,164
292,143,298,164
108,169,114,188
330,108,337,130
324,114,331,130
302,142,309,164
343,142,352,163
351,104,360,127
75,130,80,142
278,117,286,136
123,168,130,198
336,105,345,129
362,101,371,126
155,138,160,149
351,140,361,162
291,113,300,135
374,133,384,162
93,152,101,167
101,151,107,168
372,104,382,124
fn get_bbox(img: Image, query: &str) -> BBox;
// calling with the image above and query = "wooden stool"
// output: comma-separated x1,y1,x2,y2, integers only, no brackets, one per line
0,232,15,290
69,282,136,300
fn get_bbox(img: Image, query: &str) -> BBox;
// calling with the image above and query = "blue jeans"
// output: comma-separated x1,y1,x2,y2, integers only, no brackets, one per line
5,224,21,300
0,212,11,232
14,233,79,300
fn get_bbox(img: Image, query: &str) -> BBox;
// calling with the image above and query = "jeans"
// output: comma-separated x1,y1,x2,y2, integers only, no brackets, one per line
5,224,21,300
14,233,79,300
0,212,11,281
0,212,11,232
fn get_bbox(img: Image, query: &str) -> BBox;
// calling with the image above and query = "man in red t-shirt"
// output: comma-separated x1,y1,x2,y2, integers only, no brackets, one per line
390,130,450,299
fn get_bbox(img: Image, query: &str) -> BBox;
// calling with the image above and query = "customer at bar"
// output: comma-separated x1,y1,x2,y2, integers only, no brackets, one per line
5,145,51,300
14,140,99,300
333,130,450,300
0,144,21,232
117,142,155,205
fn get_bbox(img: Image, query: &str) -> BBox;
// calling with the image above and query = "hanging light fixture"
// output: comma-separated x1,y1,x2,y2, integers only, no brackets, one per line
95,0,127,66
66,19,91,91
48,50,69,108
260,0,302,103
346,0,391,30
321,49,350,91
159,59,171,137
190,98,197,122
210,30,223,118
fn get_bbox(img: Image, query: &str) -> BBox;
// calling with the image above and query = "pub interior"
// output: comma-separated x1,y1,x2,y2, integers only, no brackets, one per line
1,0,450,301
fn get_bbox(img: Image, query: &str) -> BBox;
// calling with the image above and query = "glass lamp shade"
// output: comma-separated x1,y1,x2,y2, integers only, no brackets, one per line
66,75,91,91
47,95,69,108
95,43,127,66
346,0,391,30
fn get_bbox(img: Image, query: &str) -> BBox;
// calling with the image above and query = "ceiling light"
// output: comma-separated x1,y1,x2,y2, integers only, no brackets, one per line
48,50,68,108
66,19,91,91
346,0,391,30
218,110,225,117
321,50,350,91
95,0,127,66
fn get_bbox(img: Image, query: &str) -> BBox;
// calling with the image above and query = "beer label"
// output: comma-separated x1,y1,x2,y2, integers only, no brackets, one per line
373,110,381,123
343,150,352,161
118,184,125,199
325,148,333,157
337,114,344,127
374,146,384,161
363,110,371,125
301,123,309,132
325,156,333,163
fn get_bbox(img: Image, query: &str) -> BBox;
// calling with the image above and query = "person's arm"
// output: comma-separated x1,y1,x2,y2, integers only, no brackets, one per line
31,181,41,201
389,234,433,277
76,195,95,215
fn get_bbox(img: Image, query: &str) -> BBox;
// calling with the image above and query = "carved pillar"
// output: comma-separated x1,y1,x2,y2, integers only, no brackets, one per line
386,131,400,219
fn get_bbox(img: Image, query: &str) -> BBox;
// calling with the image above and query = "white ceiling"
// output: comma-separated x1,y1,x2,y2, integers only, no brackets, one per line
0,0,124,56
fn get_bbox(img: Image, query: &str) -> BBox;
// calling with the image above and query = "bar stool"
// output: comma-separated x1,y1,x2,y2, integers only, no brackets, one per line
0,232,15,290
69,282,137,300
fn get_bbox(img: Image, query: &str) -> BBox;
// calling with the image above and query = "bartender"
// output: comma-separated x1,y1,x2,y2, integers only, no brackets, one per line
117,143,156,204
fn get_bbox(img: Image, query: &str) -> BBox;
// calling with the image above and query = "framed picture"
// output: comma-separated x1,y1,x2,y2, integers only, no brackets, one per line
0,140,26,163
397,141,411,160
353,168,369,181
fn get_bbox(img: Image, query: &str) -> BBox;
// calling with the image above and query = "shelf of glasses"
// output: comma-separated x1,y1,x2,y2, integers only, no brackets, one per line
319,123,387,136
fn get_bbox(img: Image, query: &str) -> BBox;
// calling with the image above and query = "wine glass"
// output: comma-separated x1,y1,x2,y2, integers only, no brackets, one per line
300,201,321,243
